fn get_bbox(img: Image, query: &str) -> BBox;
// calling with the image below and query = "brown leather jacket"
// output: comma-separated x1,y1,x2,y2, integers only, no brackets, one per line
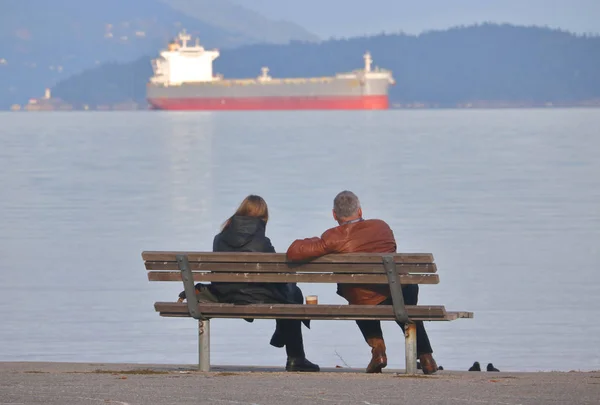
287,219,397,305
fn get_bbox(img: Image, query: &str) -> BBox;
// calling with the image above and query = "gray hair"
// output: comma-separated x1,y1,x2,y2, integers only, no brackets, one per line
333,190,361,218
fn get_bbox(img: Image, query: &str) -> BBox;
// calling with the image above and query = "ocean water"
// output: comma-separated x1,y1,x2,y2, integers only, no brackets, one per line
0,109,599,372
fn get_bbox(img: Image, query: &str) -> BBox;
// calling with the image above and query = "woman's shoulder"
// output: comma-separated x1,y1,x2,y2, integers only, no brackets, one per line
211,226,274,253
245,233,275,253
261,235,276,253
212,232,224,251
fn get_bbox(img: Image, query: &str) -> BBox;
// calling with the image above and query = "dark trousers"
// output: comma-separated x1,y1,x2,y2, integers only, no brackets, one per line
355,285,433,356
274,319,305,358
270,284,306,358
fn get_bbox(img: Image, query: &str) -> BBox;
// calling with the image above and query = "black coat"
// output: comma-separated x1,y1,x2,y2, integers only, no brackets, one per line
208,216,303,305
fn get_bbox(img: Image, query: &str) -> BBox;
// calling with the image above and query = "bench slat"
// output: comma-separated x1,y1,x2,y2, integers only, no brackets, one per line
147,272,440,284
142,252,434,264
154,302,468,321
145,262,437,274
445,311,475,320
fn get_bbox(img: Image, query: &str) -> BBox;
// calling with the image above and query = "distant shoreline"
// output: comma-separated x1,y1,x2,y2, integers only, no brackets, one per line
5,102,600,112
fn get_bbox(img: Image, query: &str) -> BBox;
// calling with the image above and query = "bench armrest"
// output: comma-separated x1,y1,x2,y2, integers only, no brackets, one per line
383,255,409,323
177,254,205,320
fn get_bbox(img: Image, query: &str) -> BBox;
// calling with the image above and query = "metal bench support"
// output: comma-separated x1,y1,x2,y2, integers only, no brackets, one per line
382,255,417,375
176,254,210,371
198,319,210,372
404,323,417,375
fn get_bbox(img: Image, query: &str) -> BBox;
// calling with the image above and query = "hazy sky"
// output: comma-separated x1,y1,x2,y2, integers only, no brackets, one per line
232,0,600,38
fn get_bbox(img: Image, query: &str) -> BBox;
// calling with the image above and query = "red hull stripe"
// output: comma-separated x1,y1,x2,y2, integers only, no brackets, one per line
147,96,389,111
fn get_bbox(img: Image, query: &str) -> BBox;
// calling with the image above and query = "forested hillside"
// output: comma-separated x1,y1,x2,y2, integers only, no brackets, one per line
50,24,600,108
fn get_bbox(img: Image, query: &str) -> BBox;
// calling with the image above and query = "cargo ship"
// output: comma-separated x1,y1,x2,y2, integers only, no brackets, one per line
147,31,395,111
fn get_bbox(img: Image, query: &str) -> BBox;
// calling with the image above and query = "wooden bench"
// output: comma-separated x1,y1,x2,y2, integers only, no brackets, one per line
142,251,473,374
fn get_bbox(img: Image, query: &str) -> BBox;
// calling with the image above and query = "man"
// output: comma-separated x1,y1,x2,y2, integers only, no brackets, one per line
286,191,438,374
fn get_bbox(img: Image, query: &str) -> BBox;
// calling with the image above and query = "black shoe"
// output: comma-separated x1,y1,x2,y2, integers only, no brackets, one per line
487,363,500,372
286,357,320,372
469,361,481,371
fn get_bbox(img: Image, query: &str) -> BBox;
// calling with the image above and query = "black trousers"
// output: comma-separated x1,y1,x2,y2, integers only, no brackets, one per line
270,284,306,358
274,319,305,358
355,285,433,355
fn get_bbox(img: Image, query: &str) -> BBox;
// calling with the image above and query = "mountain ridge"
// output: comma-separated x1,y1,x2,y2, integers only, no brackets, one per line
229,0,600,38
163,0,318,44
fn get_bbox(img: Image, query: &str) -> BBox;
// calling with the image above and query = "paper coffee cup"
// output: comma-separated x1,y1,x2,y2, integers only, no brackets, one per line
306,295,318,305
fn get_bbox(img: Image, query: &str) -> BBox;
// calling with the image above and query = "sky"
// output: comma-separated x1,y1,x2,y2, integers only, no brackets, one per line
231,0,600,38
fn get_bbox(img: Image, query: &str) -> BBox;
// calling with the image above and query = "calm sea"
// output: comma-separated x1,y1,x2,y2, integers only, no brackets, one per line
0,110,599,372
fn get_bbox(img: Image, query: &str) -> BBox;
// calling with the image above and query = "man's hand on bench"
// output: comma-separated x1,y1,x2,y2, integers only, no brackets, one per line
177,284,218,304
177,290,188,303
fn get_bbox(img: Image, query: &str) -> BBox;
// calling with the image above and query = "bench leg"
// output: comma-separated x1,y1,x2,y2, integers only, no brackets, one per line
198,319,210,372
405,323,417,375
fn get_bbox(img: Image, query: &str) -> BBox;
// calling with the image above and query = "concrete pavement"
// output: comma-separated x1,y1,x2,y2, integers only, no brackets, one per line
0,362,598,405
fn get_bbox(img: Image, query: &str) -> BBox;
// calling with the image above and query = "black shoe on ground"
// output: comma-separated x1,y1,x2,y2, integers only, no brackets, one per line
286,357,320,372
487,363,500,372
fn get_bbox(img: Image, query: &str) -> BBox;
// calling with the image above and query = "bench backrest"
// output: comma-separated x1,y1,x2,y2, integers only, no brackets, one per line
142,252,439,285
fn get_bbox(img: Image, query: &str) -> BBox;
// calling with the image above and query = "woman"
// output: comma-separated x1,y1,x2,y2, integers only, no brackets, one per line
181,195,319,372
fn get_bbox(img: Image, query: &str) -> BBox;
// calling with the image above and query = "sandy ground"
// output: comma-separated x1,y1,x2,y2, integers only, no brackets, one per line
0,362,598,405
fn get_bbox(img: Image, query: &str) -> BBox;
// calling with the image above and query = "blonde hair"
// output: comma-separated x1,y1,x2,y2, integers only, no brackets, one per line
222,195,269,230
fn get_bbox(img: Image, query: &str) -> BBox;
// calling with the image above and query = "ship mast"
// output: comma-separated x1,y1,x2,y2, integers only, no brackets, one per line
179,30,191,48
364,51,372,73
259,67,272,81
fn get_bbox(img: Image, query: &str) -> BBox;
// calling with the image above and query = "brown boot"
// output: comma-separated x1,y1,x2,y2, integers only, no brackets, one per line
419,353,438,375
366,338,387,373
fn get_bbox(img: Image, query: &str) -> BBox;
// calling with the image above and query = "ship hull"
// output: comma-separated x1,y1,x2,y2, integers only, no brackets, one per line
148,95,388,110
147,76,392,111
